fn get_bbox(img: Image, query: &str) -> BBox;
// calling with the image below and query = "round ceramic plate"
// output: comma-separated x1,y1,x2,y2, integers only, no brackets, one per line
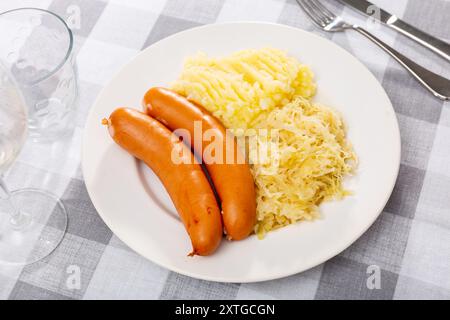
82,22,401,283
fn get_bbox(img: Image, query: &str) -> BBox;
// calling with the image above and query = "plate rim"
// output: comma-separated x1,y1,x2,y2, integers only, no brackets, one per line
81,21,401,283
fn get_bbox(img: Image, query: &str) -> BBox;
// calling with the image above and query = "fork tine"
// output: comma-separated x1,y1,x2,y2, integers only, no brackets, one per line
296,0,327,28
308,2,331,23
310,0,337,20
299,0,330,25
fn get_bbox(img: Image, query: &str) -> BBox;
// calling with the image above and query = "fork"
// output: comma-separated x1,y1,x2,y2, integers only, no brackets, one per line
296,0,450,101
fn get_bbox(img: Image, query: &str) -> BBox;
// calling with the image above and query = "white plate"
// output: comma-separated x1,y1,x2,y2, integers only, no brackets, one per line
82,22,400,283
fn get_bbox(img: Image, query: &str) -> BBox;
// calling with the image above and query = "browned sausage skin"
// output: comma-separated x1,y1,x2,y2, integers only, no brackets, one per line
143,88,256,240
103,108,223,256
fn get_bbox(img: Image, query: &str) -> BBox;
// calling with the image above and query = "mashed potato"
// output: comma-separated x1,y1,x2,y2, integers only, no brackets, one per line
172,48,356,237
172,48,316,129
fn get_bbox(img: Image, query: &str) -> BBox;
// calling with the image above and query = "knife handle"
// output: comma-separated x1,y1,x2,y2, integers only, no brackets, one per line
354,26,450,101
388,18,450,62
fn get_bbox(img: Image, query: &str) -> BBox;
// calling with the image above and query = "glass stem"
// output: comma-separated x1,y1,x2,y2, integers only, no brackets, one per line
0,175,26,228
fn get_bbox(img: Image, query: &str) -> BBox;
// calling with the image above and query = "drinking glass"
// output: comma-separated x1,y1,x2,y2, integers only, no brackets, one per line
0,61,67,265
0,8,78,142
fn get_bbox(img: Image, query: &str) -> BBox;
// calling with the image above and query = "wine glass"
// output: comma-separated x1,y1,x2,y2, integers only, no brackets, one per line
0,63,67,265
0,8,78,142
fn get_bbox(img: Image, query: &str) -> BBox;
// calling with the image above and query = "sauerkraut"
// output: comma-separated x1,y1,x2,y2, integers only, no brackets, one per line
172,48,357,238
249,97,356,237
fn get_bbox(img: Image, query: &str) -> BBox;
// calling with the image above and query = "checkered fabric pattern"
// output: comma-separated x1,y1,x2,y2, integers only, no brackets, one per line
1,0,449,300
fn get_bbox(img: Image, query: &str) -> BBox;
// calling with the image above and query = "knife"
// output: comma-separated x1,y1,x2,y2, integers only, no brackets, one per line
339,0,450,62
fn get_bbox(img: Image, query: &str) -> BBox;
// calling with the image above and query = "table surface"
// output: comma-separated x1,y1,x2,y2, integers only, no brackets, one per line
1,0,449,300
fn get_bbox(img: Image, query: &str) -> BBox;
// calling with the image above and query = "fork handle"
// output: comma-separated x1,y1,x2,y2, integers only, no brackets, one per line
353,26,450,101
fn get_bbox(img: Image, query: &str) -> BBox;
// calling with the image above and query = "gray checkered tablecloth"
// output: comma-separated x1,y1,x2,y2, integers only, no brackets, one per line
0,0,449,300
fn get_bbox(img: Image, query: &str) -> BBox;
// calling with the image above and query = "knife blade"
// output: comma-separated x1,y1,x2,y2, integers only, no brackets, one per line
339,0,394,23
339,0,450,62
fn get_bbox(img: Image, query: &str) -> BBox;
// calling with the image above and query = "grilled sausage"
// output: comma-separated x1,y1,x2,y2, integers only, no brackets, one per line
143,88,256,240
103,108,223,255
